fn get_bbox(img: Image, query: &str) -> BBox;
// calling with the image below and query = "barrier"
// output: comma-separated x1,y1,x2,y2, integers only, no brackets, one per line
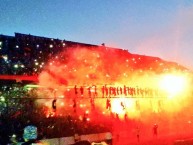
41,138,60,145
80,134,100,143
60,136,75,145
18,132,112,145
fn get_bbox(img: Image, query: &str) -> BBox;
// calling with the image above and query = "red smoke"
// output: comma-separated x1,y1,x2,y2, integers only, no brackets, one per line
36,46,192,122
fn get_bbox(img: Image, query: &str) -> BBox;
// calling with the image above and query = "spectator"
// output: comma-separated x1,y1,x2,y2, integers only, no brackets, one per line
153,124,158,137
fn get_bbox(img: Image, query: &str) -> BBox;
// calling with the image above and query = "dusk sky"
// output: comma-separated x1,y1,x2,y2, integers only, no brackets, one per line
1,0,193,70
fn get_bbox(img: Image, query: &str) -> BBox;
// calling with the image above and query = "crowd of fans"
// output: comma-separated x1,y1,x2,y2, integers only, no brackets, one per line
0,83,112,144
73,85,164,98
0,82,166,144
0,33,95,75
0,33,188,76
0,33,191,144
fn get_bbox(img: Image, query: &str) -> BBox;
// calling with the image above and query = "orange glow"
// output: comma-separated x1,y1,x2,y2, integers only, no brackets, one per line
111,98,126,115
60,102,64,106
159,74,187,97
34,46,192,120
85,110,89,114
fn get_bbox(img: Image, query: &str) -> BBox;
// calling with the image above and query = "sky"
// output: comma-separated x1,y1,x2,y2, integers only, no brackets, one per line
0,0,193,70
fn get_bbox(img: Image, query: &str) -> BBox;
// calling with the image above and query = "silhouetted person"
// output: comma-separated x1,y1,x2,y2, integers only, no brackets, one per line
74,85,78,95
102,86,105,97
136,127,140,142
87,87,91,98
80,86,84,96
106,99,111,110
153,124,158,137
73,99,77,113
